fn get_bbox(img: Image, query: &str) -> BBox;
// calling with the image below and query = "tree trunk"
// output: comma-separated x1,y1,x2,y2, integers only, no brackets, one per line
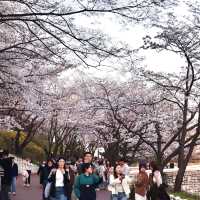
53,143,59,158
14,129,23,156
44,147,51,159
174,161,187,192
15,146,23,156
59,144,64,157
174,93,189,192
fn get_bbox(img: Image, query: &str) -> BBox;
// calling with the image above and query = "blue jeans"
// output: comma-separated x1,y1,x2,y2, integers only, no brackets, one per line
52,187,67,200
11,177,16,193
112,192,127,200
42,180,48,200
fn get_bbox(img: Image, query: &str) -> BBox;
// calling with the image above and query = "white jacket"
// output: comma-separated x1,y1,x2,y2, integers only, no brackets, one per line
108,174,131,197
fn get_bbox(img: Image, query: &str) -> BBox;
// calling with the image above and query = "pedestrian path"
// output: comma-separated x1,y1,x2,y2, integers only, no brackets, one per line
12,175,41,200
13,175,111,200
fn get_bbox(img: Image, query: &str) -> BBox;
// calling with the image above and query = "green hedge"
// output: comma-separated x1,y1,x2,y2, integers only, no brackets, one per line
171,192,200,200
0,130,45,163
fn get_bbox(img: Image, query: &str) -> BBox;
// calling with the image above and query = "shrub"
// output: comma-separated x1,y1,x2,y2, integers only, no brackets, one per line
0,130,45,162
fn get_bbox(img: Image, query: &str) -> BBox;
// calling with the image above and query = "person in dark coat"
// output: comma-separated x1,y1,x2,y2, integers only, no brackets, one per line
10,157,18,196
148,161,170,200
37,161,46,185
0,150,12,200
41,159,54,200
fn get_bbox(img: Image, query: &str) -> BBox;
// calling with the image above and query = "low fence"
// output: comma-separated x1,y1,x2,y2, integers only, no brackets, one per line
11,155,39,174
129,166,200,196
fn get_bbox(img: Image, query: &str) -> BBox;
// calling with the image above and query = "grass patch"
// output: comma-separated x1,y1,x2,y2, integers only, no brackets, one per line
171,192,200,200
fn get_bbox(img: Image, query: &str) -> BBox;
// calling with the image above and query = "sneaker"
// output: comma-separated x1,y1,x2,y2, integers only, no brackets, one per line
12,192,16,196
27,184,30,187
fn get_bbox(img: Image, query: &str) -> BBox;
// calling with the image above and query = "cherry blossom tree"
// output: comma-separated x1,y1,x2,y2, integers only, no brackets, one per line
143,21,200,191
78,78,150,163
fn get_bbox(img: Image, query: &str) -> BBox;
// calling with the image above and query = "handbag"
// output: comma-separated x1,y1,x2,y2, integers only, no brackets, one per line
44,182,52,198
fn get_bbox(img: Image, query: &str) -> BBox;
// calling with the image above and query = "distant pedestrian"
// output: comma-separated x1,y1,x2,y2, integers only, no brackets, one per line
0,150,5,196
98,160,106,189
105,160,112,183
118,158,129,176
75,158,83,175
24,158,32,187
10,157,18,196
93,157,99,173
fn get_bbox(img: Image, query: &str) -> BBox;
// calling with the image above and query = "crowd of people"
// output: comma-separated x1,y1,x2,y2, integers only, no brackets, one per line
37,152,170,200
0,149,170,200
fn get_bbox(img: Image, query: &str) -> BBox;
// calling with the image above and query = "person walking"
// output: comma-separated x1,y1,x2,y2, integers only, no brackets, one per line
0,150,12,200
74,163,100,200
105,160,112,184
38,161,46,186
24,158,32,187
42,159,54,200
98,160,106,189
148,161,170,200
134,162,149,200
65,161,75,200
10,157,18,196
108,164,130,200
48,157,70,200
0,150,5,199
74,158,82,175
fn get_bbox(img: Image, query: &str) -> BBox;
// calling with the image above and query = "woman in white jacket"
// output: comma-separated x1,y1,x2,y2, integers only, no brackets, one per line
108,165,130,200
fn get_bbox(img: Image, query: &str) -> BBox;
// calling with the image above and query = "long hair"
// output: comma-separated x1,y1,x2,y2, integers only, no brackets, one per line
113,164,121,179
139,162,147,172
105,160,111,168
56,157,66,169
149,161,160,174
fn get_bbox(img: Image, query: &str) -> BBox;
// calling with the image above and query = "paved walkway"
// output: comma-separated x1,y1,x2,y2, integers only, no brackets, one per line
12,175,110,200
12,175,41,200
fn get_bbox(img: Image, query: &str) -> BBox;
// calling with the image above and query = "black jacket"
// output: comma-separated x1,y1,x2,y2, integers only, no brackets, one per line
37,165,45,184
42,165,54,182
0,157,12,185
48,169,70,198
11,163,18,177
